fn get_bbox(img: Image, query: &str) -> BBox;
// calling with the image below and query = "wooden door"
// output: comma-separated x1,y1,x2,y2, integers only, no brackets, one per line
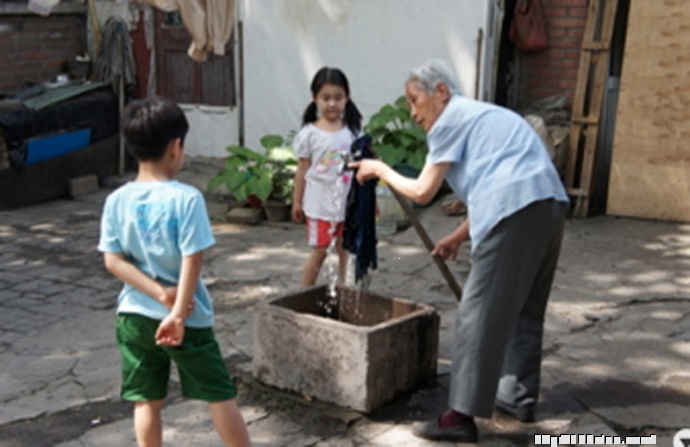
154,11,236,106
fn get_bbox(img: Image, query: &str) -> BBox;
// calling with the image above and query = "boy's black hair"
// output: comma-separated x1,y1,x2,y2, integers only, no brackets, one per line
122,97,189,161
302,67,362,135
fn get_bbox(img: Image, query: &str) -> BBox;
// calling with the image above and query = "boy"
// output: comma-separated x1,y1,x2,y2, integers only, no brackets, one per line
98,98,251,447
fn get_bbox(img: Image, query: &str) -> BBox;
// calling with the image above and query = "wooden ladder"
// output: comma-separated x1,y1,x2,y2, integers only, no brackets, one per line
565,0,619,217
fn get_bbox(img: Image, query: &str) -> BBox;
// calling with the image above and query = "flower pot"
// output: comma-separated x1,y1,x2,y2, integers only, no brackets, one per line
263,200,291,222
226,206,264,225
247,194,263,209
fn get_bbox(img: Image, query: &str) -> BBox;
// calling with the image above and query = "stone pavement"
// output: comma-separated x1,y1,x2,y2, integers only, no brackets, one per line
0,157,689,446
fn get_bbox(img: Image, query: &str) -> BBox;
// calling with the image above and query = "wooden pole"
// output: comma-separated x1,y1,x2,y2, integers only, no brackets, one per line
388,187,464,302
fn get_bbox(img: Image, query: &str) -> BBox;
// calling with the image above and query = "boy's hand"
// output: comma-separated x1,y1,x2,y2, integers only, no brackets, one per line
155,314,185,346
159,286,195,316
159,286,177,309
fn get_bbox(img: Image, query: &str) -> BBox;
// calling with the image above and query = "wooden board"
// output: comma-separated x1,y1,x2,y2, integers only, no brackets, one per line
607,0,690,222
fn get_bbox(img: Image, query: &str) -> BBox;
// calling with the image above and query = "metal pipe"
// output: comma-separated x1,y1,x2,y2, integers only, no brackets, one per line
238,19,245,147
475,27,484,100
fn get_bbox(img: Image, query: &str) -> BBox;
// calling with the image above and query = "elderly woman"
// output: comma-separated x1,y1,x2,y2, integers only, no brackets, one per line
353,60,569,442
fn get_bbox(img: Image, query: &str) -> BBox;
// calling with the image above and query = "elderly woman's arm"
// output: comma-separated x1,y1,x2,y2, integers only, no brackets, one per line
354,159,450,205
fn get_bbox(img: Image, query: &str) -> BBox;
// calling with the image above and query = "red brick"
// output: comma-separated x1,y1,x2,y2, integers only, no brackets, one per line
0,40,16,52
537,68,578,81
567,27,585,41
547,34,580,47
542,6,568,18
548,28,568,38
18,39,41,52
44,61,64,69
548,17,587,28
547,0,587,6
539,48,567,58
25,52,51,60
568,6,588,17
543,57,581,69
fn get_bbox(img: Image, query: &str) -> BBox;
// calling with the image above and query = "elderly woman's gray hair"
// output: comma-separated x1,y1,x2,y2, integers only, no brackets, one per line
408,59,462,95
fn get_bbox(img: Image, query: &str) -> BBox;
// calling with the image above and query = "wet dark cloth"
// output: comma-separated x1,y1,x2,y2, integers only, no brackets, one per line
343,134,378,282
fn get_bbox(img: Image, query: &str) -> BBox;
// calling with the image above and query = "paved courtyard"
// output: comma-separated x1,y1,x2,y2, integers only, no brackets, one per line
0,158,689,446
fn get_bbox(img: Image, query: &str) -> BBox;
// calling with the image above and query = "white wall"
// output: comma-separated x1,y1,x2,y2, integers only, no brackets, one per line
240,0,492,151
174,0,493,156
180,104,240,158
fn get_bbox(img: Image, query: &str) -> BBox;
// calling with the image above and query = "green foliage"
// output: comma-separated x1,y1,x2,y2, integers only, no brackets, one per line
264,141,298,205
364,96,428,171
207,134,297,205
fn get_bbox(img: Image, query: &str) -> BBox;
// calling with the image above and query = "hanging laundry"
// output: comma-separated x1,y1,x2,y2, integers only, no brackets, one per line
146,0,236,62
28,0,60,16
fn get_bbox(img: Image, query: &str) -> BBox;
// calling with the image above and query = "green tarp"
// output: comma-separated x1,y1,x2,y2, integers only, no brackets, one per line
22,81,109,110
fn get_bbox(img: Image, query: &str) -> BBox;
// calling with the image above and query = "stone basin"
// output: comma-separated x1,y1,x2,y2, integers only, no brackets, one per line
252,285,439,412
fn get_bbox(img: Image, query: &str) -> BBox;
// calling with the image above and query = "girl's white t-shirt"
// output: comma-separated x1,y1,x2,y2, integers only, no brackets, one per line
293,123,356,221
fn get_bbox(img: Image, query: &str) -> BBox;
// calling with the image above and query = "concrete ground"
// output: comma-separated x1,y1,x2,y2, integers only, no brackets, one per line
0,157,688,446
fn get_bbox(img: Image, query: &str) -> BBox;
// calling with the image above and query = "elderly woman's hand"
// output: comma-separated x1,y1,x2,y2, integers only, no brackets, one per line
432,233,463,261
350,159,386,184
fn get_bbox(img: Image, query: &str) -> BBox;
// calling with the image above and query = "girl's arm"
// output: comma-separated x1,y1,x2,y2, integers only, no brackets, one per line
292,158,311,222
354,159,450,205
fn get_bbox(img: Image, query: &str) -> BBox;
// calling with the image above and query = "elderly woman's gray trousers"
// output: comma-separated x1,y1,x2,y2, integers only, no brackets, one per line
449,199,567,418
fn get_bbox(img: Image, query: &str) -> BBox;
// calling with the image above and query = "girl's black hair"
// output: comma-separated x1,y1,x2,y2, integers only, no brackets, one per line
301,67,362,135
122,97,189,161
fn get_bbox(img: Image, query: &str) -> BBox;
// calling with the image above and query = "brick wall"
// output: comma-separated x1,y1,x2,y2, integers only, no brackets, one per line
519,0,588,107
0,13,86,94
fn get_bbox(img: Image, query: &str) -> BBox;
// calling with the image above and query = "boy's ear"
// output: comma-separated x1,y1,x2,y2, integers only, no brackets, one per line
167,138,183,158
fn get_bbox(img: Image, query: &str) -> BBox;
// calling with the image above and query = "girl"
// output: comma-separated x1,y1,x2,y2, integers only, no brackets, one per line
292,67,362,288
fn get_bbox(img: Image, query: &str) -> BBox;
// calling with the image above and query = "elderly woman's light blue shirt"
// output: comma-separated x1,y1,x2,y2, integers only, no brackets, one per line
426,95,569,250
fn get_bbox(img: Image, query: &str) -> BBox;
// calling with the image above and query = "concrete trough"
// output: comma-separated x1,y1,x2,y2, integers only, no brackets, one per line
252,285,439,413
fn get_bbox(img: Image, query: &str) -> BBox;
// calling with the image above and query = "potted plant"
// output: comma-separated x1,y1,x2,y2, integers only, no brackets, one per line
261,134,298,222
364,95,428,176
206,133,297,223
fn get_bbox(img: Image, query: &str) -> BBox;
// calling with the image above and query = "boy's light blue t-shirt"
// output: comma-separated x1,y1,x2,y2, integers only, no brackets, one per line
426,95,569,250
98,180,216,328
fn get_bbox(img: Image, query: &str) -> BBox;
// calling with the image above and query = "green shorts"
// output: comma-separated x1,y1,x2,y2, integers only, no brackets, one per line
116,313,237,402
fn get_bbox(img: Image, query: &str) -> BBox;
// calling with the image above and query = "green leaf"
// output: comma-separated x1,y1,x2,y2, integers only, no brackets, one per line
403,125,427,142
366,113,391,131
375,143,406,167
406,147,427,170
227,178,247,203
246,171,273,201
232,182,249,203
225,156,245,171
394,95,409,111
225,145,267,163
225,170,248,191
398,133,415,148
260,134,285,150
206,174,225,192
